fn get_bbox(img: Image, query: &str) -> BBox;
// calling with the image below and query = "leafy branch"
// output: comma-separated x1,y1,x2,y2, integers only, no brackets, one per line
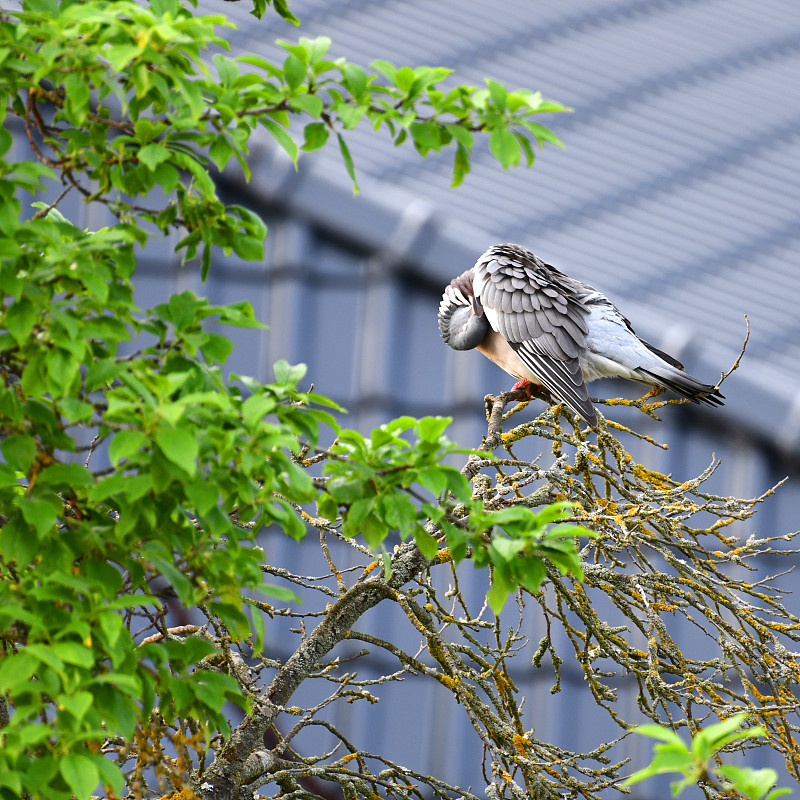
626,714,792,799
2,2,567,277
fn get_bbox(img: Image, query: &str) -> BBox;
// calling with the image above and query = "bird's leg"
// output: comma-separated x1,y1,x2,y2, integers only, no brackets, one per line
509,379,552,403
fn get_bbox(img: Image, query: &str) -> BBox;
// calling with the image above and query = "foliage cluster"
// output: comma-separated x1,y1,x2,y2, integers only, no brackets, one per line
1,0,566,273
628,714,790,800
0,1,578,798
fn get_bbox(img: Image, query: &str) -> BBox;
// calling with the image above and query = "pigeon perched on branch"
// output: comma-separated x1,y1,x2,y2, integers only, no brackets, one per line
438,243,723,427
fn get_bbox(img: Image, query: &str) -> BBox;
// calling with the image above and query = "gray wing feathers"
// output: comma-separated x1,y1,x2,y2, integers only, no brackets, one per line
475,244,596,424
513,341,598,426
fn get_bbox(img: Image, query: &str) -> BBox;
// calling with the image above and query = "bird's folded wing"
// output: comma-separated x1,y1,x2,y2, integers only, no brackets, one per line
475,246,596,424
511,340,597,426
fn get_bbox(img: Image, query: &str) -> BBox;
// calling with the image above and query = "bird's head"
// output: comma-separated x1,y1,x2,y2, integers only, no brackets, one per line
438,270,490,351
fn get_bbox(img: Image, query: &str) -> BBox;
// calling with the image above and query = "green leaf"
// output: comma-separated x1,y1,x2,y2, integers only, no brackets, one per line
445,123,473,150
86,560,123,599
326,475,367,504
629,724,687,746
59,396,94,422
19,494,59,537
622,745,693,787
236,54,282,74
209,135,234,172
417,416,451,443
337,103,367,130
415,467,447,497
412,526,439,559
304,35,331,64
444,468,471,501
258,582,300,603
60,754,99,800
317,491,337,522
692,713,755,762
154,425,198,476
393,65,415,93
521,120,565,148
371,59,397,84
52,641,95,668
486,566,515,614
486,78,508,110
451,142,470,188
336,132,359,192
716,765,786,800
1,433,36,472
382,416,417,435
518,131,535,167
4,296,36,343
274,498,306,541
85,358,123,390
1,516,39,567
109,430,148,466
491,536,525,561
232,234,265,262
410,121,441,153
341,63,367,99
105,43,142,72
357,513,388,550
138,143,171,171
345,496,374,528
283,53,307,89
36,465,92,493
488,505,538,528
46,348,80,394
64,73,90,125
98,612,125,652
301,121,330,151
0,650,38,693
516,554,548,593
766,790,794,800
242,392,275,426
213,52,239,87
489,127,520,169
176,76,205,118
153,162,180,193
148,553,193,601
92,754,125,799
274,359,307,386
167,291,201,331
263,117,299,166
0,769,21,794
0,385,22,423
290,93,324,118
201,332,234,364
186,479,218,515
58,690,93,722
273,0,300,26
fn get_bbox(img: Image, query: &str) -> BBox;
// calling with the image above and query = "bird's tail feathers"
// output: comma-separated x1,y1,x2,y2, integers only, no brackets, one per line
639,338,685,370
635,366,725,407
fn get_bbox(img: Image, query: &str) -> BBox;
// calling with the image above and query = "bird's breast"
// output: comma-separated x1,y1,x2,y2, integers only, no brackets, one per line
476,330,544,387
